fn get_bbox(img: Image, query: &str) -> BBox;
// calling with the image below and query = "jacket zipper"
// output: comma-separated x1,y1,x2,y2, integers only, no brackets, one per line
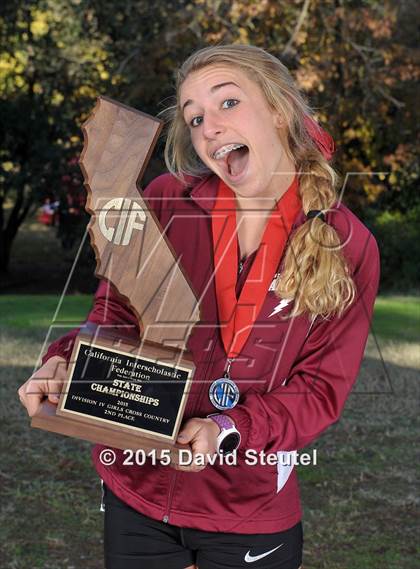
163,256,249,522
162,330,219,523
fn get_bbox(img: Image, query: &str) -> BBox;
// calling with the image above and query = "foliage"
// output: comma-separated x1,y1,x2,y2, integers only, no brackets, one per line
368,206,420,292
0,0,419,280
0,0,110,271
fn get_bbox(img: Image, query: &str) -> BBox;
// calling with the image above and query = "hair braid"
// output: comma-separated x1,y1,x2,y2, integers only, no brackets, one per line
276,155,356,319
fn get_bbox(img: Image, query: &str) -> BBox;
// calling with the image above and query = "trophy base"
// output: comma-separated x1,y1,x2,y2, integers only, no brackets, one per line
31,331,195,464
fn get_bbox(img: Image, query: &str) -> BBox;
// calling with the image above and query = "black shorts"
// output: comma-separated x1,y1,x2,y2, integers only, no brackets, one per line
103,483,303,569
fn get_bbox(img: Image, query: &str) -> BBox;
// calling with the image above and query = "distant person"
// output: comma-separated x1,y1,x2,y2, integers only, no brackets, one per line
38,198,55,226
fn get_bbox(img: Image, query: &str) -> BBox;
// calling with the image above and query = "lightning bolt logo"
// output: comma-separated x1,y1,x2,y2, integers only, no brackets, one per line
268,298,291,318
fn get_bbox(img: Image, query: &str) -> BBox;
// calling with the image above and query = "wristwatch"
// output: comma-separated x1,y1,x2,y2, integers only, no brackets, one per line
207,413,241,455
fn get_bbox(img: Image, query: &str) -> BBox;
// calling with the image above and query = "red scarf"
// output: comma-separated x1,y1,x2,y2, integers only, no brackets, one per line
211,175,302,358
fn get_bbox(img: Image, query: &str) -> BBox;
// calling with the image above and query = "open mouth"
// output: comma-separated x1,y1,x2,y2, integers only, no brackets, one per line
213,143,250,180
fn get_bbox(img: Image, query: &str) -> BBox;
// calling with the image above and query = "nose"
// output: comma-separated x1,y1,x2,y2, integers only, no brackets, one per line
202,111,224,139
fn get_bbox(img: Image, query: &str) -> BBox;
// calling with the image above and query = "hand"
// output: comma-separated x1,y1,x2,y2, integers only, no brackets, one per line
170,417,220,472
18,355,67,417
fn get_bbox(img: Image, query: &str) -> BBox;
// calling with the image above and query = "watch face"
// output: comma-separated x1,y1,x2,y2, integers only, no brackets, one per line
220,432,241,454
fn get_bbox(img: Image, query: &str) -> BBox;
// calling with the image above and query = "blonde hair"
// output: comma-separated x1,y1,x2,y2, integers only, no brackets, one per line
158,44,356,320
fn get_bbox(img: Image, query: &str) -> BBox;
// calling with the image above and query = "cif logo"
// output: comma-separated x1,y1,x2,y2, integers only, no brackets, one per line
98,198,146,246
209,378,240,410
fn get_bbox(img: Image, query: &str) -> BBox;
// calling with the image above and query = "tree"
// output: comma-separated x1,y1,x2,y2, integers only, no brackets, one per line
1,0,418,274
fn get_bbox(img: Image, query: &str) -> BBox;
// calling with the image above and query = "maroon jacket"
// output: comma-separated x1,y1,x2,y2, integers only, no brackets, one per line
42,172,380,534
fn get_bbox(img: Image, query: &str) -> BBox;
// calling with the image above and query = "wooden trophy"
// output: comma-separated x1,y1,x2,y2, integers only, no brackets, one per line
31,96,201,457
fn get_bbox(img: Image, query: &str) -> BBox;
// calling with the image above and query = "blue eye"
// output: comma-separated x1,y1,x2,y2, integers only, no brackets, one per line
190,116,203,128
222,98,239,109
189,98,239,128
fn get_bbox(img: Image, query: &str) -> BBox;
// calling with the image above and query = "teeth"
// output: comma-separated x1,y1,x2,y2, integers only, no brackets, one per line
213,143,245,160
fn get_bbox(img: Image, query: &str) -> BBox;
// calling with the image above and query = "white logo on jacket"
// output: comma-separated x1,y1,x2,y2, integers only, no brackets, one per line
268,299,291,318
268,273,292,317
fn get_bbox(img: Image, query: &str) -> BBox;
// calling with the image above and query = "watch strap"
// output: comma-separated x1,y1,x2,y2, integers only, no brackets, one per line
207,413,241,454
207,413,235,431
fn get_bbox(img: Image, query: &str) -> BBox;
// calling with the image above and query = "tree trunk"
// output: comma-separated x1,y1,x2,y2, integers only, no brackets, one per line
0,187,33,274
0,232,11,274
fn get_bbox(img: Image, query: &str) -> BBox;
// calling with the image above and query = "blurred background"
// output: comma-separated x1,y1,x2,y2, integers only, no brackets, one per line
0,1,418,568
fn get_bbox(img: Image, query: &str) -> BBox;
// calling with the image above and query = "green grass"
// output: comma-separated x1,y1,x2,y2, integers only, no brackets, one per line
0,326,103,569
0,294,93,328
372,295,419,342
0,295,419,568
1,293,418,342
